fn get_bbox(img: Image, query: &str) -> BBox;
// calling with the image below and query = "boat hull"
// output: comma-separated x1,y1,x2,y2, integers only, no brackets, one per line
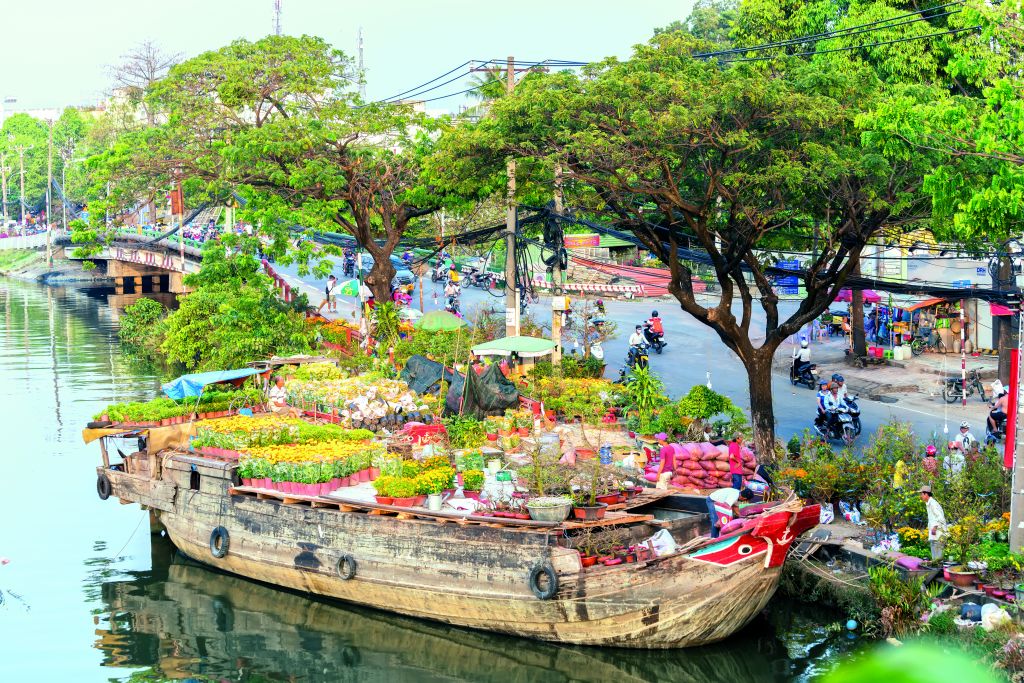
101,463,808,648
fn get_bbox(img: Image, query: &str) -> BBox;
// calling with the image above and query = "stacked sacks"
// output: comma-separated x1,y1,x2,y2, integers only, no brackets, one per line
668,441,757,490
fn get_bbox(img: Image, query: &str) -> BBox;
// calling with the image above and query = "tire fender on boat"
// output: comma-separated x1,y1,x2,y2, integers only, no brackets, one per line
209,526,230,559
336,554,357,580
96,472,112,501
528,564,558,600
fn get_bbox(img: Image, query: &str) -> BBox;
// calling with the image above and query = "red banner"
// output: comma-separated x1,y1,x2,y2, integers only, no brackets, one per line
564,233,600,248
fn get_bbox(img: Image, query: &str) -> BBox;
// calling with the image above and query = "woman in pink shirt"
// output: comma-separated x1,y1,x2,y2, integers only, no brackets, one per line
728,433,744,490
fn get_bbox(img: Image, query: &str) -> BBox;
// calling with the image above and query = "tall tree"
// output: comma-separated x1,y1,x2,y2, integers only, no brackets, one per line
107,40,182,126
435,32,933,455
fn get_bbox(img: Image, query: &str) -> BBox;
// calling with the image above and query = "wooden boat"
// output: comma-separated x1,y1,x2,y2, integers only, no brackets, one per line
86,423,819,649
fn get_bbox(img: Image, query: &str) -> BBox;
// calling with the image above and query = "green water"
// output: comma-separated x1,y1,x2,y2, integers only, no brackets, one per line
0,278,857,682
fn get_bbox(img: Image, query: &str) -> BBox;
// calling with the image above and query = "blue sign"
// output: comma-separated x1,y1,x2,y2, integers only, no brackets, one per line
778,286,800,296
977,267,987,276
775,260,799,286
952,279,972,289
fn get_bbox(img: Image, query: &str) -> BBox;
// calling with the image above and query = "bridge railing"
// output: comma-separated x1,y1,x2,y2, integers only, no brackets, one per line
0,230,66,251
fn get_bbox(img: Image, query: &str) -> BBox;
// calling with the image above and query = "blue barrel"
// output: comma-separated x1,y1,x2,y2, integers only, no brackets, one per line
961,603,982,622
599,444,613,465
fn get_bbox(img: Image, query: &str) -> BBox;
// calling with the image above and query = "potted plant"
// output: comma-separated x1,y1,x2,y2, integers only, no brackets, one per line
373,475,396,505
390,478,417,507
575,528,600,567
525,496,573,523
573,457,610,521
945,514,983,587
462,469,485,500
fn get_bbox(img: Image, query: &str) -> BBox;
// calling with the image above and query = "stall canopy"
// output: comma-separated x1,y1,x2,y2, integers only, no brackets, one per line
162,368,262,400
906,297,948,312
471,336,557,358
835,289,881,303
415,310,469,332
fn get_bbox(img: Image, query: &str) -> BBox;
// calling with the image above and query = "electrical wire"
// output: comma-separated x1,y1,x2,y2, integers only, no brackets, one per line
695,1,965,58
376,61,474,103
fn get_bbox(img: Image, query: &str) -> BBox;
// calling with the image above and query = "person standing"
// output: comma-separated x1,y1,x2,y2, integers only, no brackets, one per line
957,421,977,452
317,275,337,314
922,444,939,475
728,433,744,491
706,487,754,539
919,485,946,561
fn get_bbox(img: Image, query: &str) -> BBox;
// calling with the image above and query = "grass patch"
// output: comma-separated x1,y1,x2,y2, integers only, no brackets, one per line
0,249,43,273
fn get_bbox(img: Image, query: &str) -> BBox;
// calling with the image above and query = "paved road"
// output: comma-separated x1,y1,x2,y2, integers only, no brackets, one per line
277,257,991,448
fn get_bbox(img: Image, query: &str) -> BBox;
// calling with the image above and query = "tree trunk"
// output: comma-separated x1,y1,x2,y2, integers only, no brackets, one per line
364,252,397,302
851,260,866,357
746,350,778,464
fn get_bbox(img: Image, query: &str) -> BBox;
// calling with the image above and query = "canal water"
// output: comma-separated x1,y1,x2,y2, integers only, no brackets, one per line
0,278,858,682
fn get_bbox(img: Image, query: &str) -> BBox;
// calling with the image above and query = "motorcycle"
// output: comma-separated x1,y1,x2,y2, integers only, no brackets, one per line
343,257,356,278
942,368,987,404
625,344,649,372
987,413,1006,446
446,296,461,316
642,322,666,354
843,395,862,436
789,362,819,390
464,268,496,289
815,405,856,446
431,263,447,283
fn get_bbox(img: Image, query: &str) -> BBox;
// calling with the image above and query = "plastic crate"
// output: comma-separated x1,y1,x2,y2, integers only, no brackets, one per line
403,424,447,444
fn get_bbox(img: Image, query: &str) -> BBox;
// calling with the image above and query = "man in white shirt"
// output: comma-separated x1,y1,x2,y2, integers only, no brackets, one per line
628,325,645,348
706,487,754,538
269,377,299,417
919,485,946,560
957,421,976,452
792,339,811,376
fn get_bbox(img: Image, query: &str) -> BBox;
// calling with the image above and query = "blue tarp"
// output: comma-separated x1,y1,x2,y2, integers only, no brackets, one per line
161,368,261,401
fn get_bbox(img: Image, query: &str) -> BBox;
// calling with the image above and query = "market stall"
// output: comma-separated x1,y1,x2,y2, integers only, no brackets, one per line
471,335,557,379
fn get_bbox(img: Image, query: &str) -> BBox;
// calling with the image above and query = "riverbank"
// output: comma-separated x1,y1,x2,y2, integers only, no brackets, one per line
0,247,112,286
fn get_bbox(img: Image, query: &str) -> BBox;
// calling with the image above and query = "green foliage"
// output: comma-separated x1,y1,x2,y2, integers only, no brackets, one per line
118,298,167,351
867,564,942,638
823,641,1004,683
461,469,484,492
441,415,486,449
372,301,402,350
675,385,737,421
623,367,667,431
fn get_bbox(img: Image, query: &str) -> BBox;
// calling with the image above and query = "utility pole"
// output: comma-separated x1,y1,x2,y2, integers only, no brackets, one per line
357,27,367,102
60,142,73,232
0,150,8,225
273,0,282,36
504,56,518,336
553,162,564,293
12,138,32,226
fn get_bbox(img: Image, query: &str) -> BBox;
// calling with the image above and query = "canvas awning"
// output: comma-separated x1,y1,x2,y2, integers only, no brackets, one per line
162,368,262,400
471,336,557,358
834,289,881,303
906,297,949,312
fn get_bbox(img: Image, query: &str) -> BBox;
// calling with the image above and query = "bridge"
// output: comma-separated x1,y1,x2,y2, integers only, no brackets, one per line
59,230,203,295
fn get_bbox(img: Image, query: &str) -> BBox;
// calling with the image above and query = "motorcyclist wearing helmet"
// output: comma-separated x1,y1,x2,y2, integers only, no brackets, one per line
814,379,830,429
957,421,977,452
831,373,848,402
922,444,939,474
595,299,606,316
647,310,664,336
792,339,811,378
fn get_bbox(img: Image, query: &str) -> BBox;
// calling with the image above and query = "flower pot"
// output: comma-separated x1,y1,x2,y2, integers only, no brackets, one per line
602,558,623,566
369,467,380,480
993,589,1008,600
462,490,481,500
375,495,395,505
518,427,529,436
414,495,427,506
580,555,598,568
392,496,417,507
948,569,978,588
572,503,608,521
318,482,333,496
359,469,371,483
595,493,620,506
942,564,952,581
513,513,530,520
576,448,596,460
329,477,341,490
526,498,572,523
427,493,443,511
261,478,272,489
241,478,252,487
983,584,998,597
486,433,499,442
339,476,351,487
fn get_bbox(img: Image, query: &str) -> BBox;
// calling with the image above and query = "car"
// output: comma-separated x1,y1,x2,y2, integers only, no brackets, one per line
358,254,415,287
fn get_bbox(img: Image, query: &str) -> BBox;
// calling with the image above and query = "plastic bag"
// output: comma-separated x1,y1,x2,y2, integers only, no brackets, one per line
839,500,861,524
646,529,677,557
819,502,835,525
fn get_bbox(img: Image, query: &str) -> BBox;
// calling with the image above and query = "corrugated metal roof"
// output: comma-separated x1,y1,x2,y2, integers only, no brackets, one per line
599,234,636,249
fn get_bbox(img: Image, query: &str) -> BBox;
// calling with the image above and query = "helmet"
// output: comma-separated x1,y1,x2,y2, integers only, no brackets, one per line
960,421,970,430
651,310,659,317
819,379,829,388
832,374,844,383
926,445,937,456
801,340,809,348
596,299,603,305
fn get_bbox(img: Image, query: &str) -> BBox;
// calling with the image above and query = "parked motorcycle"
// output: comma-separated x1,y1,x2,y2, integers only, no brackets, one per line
844,395,862,436
815,405,856,446
642,322,666,354
942,368,988,404
789,362,819,390
464,267,496,289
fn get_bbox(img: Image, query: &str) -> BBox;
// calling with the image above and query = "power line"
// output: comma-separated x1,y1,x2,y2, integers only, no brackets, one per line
696,1,965,58
376,61,474,103
724,24,981,63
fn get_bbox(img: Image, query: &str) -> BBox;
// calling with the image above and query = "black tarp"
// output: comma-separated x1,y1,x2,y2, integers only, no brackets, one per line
400,354,455,395
444,363,519,418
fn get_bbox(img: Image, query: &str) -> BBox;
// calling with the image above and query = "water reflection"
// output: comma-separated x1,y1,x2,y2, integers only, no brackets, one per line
93,538,847,683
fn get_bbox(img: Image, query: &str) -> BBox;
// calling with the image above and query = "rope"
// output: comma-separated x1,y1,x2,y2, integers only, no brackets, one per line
110,512,147,561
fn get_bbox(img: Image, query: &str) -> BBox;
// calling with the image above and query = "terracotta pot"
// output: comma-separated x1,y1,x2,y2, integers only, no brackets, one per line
580,555,598,568
462,490,481,500
948,569,978,588
370,467,380,479
595,493,619,506
357,469,370,483
518,427,529,436
392,496,417,507
375,495,395,505
415,495,427,506
602,558,623,566
576,448,596,460
486,433,499,442
572,503,608,521
241,478,252,487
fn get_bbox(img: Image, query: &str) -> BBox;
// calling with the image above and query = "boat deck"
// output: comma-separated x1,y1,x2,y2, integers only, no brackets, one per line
228,485,673,532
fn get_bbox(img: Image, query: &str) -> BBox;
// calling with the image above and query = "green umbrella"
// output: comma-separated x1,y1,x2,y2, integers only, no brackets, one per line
337,279,360,296
415,310,469,331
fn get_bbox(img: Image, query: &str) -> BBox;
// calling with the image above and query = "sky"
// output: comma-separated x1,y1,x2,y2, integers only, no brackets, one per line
1,0,693,111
